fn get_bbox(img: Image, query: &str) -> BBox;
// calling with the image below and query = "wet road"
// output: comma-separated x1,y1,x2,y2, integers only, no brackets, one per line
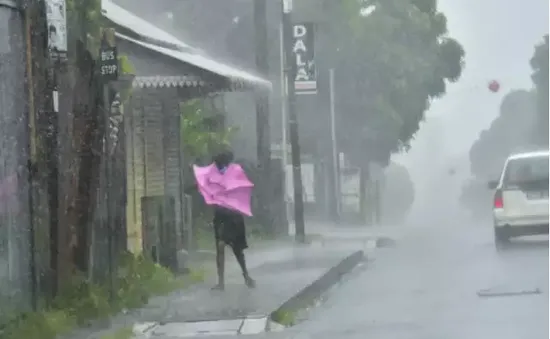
288,221,549,339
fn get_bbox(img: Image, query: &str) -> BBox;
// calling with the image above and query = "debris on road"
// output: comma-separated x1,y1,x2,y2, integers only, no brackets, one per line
477,287,543,298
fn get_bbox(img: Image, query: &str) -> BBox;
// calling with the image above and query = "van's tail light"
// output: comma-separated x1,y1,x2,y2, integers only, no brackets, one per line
494,189,504,209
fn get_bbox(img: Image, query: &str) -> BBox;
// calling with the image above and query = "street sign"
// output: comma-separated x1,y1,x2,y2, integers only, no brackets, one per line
292,23,316,95
283,0,293,13
99,28,118,83
45,0,68,62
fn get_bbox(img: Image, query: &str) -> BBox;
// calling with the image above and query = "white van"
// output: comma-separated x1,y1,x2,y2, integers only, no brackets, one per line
488,150,549,247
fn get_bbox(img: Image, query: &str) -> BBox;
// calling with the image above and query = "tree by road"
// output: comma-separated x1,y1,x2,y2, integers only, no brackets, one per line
330,0,465,168
530,34,549,147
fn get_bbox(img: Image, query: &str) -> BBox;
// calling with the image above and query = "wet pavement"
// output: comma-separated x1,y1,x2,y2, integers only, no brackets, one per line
178,220,548,339
283,220,549,339
135,248,354,323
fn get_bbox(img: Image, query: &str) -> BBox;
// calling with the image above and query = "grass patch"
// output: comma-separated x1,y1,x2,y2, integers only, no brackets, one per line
271,309,298,327
0,253,205,339
100,327,133,339
270,296,319,328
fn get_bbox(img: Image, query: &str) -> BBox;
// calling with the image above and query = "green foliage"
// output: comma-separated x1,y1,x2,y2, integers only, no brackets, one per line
116,54,136,103
118,55,135,75
530,35,549,146
0,310,74,339
51,274,111,325
271,295,318,328
327,0,465,167
271,309,297,327
65,0,104,56
65,0,103,58
180,98,238,163
0,255,204,339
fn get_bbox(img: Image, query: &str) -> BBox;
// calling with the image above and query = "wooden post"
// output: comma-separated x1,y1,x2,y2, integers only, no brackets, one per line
253,0,273,233
99,27,118,301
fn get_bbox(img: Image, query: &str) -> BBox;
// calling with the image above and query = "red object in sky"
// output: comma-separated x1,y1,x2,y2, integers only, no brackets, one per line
488,80,500,93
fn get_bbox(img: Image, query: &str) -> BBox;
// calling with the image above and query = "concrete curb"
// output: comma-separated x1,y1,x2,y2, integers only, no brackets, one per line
269,250,365,326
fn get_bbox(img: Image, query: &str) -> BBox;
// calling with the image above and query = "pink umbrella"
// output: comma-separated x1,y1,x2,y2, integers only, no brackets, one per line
193,163,254,217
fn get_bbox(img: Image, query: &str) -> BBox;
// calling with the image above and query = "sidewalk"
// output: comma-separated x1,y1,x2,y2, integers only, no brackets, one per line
290,221,404,246
62,239,365,339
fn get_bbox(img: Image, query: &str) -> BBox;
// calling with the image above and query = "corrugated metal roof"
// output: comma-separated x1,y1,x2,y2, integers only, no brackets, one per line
102,0,271,90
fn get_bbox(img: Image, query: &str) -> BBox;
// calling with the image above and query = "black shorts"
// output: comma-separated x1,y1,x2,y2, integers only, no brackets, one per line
213,208,248,251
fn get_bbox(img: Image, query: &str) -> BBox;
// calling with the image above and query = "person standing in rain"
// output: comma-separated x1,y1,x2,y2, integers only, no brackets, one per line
210,150,255,290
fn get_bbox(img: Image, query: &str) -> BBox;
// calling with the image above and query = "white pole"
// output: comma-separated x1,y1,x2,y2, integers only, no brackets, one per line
279,5,291,226
283,0,293,13
329,68,340,218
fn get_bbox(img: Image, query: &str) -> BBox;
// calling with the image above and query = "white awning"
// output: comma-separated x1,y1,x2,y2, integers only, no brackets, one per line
101,0,271,90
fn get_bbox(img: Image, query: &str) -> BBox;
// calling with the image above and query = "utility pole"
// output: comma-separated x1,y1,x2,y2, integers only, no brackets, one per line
253,0,273,233
99,28,119,301
282,0,306,242
279,11,290,226
329,68,341,222
21,0,40,310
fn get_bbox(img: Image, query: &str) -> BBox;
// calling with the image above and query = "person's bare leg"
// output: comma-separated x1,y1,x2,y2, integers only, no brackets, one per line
212,241,225,290
232,246,255,288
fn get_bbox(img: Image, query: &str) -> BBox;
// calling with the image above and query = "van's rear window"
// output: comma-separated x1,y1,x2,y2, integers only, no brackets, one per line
503,156,549,188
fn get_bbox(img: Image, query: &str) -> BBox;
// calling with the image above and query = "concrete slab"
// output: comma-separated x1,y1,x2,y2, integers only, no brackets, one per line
268,320,286,332
153,320,243,337
239,316,269,335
